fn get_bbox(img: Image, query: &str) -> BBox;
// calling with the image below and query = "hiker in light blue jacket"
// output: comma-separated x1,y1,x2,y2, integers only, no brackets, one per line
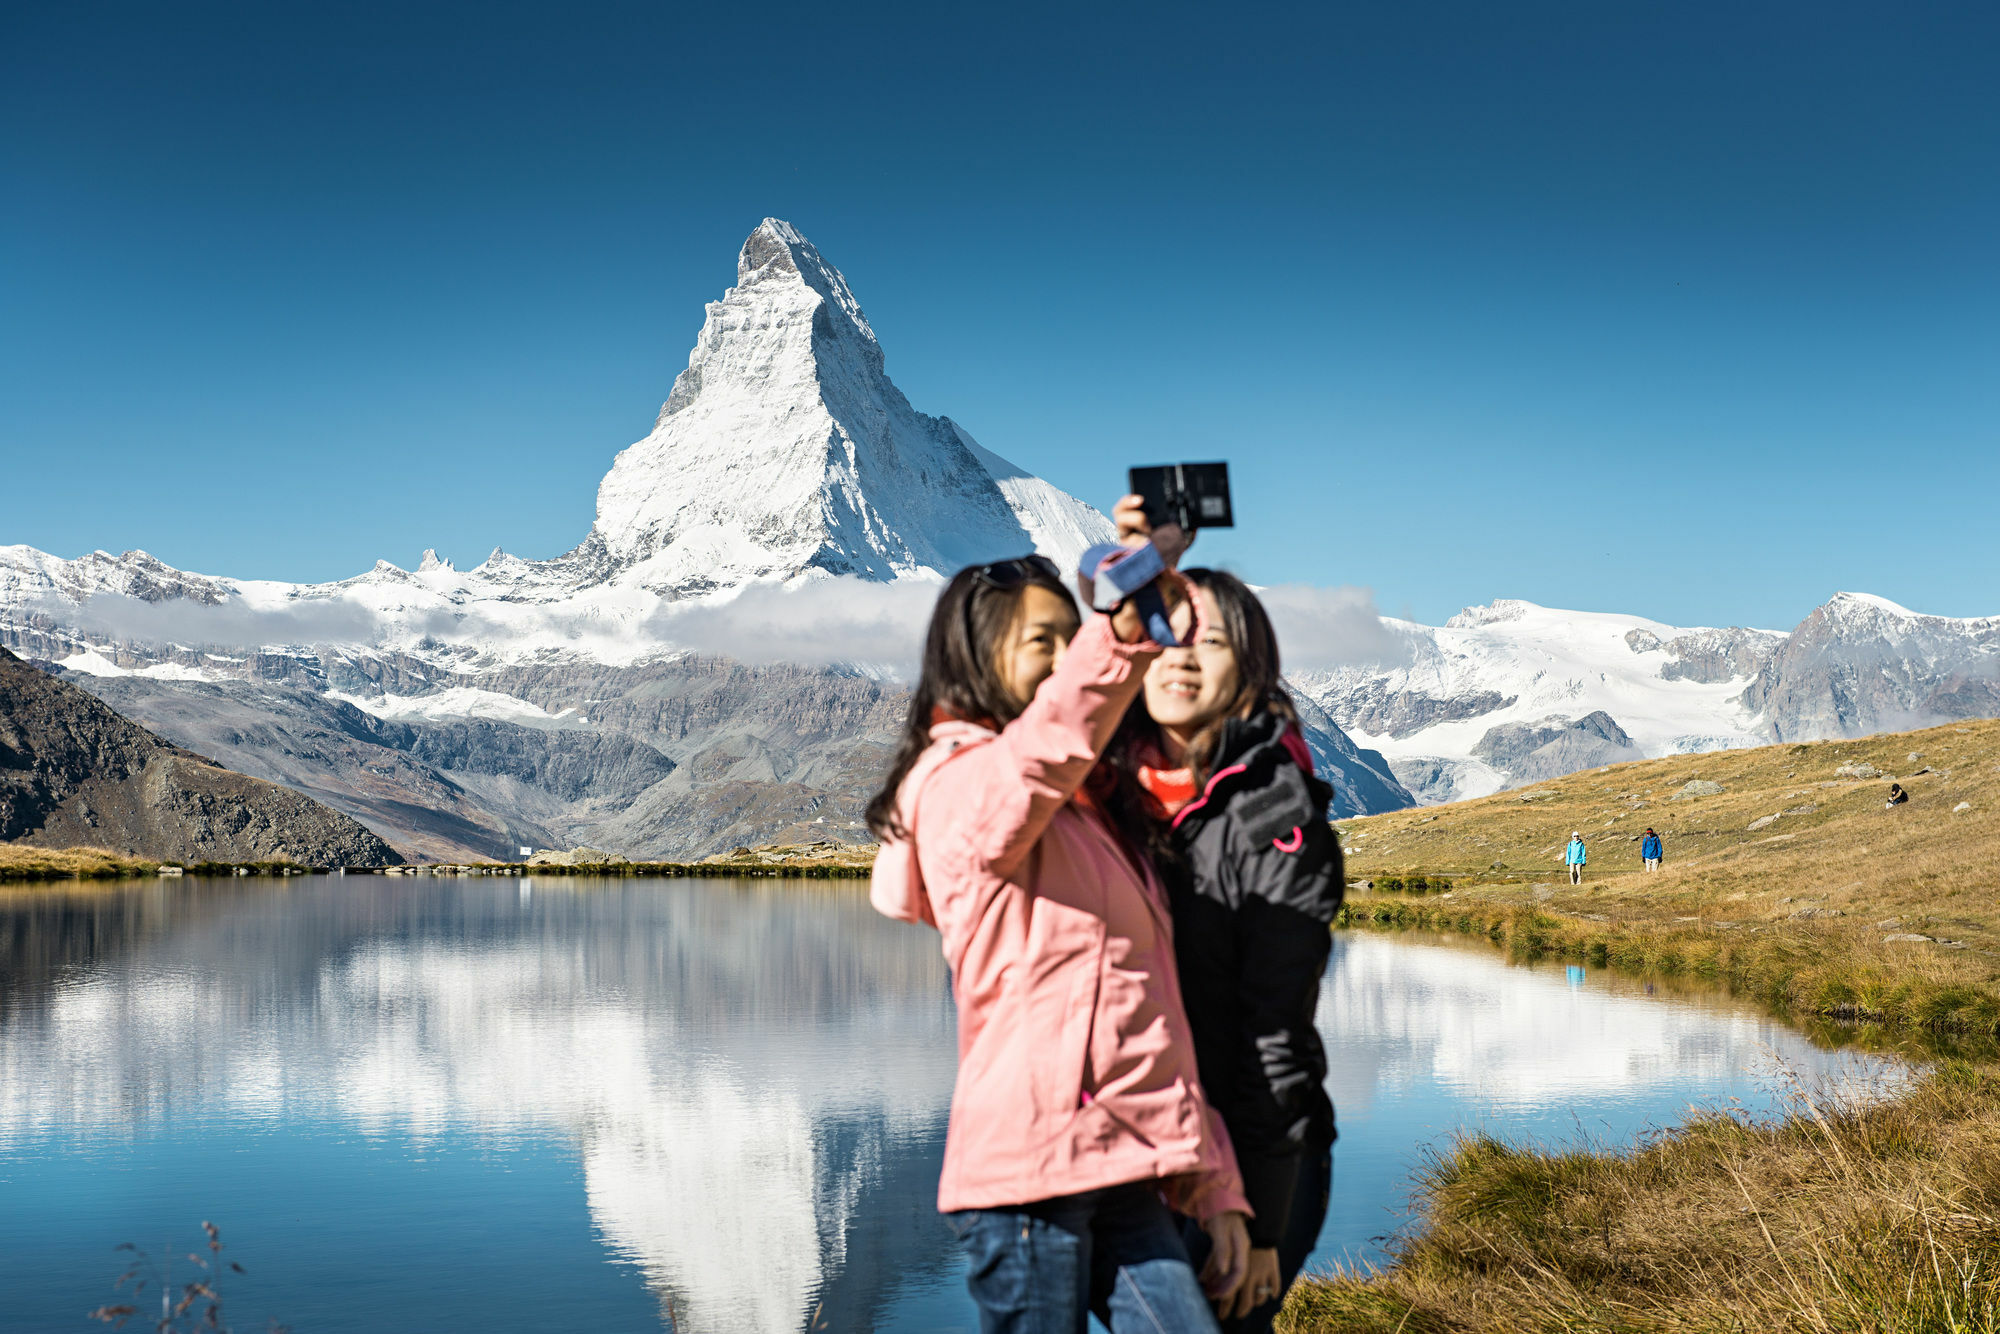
1565,832,1587,885
1641,829,1663,871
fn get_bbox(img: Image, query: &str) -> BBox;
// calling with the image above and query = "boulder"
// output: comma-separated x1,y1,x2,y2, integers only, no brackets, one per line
1673,780,1726,799
528,846,630,866
1746,814,1779,831
1835,762,1883,779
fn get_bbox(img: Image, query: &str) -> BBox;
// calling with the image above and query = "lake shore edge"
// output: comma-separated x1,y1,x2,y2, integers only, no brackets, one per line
0,842,874,883
1286,719,2000,1332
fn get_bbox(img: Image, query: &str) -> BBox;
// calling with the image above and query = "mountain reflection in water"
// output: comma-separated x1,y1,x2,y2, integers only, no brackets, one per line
0,880,1896,1333
0,878,958,1333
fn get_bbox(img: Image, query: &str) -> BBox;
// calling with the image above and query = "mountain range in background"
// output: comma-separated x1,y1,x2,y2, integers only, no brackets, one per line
1295,593,2000,804
2,220,1995,859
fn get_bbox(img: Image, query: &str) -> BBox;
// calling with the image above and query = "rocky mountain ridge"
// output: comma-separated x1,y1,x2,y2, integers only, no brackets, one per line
0,648,402,865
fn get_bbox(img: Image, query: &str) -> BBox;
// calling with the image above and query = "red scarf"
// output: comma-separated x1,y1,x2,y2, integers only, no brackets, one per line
1135,762,1197,817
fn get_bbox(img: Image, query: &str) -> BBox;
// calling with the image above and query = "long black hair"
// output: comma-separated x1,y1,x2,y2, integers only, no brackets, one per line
1179,568,1297,786
866,561,1075,841
1110,567,1299,799
865,559,1169,865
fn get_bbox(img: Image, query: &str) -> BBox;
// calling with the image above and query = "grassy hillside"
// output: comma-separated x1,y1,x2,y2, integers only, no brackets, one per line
1289,718,2000,1332
1333,717,2000,1030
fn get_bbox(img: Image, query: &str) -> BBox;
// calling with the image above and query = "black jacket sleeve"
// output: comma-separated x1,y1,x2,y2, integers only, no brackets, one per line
1216,774,1344,1246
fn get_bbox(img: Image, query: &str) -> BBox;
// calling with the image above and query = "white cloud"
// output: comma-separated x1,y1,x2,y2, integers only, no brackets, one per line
37,593,384,650
643,578,939,669
1255,584,1414,670
33,576,1406,677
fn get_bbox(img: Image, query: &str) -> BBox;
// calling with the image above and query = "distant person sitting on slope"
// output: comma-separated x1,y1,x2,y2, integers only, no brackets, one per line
1641,828,1663,872
1886,783,1909,809
1565,832,1587,885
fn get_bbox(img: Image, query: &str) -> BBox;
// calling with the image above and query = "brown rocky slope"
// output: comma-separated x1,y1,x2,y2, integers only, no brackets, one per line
0,648,402,866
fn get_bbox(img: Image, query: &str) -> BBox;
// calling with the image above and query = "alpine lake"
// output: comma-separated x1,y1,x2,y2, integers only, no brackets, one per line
0,874,1902,1333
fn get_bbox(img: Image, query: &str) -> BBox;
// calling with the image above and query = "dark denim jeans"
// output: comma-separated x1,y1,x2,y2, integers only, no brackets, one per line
945,1181,1222,1334
1182,1145,1333,1334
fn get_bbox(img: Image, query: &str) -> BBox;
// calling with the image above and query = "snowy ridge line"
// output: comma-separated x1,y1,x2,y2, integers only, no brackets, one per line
1,218,1118,676
4,220,1996,835
1293,592,2000,804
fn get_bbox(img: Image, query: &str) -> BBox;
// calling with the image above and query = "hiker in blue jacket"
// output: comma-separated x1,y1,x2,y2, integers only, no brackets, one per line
1641,828,1663,872
1565,832,1587,885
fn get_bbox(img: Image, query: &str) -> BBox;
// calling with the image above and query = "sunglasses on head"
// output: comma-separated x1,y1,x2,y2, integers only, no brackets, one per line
961,555,1063,652
970,554,1061,589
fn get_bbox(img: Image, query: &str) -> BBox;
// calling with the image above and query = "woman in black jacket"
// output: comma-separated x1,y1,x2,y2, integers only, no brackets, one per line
1116,567,1344,1330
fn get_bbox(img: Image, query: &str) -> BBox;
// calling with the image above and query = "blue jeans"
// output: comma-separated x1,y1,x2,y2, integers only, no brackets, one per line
945,1182,1222,1333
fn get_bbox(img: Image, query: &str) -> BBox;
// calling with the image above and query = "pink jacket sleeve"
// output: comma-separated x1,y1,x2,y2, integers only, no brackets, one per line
1163,1106,1254,1222
921,614,1160,882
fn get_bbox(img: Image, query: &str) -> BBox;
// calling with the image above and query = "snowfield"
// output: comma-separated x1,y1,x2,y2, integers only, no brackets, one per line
1293,600,1782,802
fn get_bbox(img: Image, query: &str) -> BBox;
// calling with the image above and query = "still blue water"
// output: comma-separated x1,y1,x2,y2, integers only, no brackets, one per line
0,877,1895,1332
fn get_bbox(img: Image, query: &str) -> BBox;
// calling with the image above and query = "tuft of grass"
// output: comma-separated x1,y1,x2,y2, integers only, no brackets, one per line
0,844,158,882
1283,1065,2000,1333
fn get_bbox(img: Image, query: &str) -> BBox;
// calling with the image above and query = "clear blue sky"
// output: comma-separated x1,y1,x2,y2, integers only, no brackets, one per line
4,1,1995,631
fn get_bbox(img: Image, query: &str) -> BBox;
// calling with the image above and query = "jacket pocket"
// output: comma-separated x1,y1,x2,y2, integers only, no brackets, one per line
1025,934,1104,1129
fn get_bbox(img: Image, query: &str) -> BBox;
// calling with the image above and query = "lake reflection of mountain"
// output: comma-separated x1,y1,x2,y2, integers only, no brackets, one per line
0,881,1901,1331
1318,931,1890,1120
0,878,960,1334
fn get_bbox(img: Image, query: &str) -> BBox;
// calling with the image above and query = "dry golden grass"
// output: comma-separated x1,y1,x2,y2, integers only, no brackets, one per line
0,843,158,881
1283,1063,2000,1333
1335,717,2000,1029
1286,718,2000,1331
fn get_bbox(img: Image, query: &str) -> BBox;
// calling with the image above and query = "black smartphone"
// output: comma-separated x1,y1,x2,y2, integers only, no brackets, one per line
1128,462,1234,531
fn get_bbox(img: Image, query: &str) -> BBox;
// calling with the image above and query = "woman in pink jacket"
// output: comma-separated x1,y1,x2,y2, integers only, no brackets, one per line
868,499,1252,1332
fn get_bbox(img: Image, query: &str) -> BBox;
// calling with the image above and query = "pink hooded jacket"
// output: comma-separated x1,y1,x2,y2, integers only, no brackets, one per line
870,613,1250,1222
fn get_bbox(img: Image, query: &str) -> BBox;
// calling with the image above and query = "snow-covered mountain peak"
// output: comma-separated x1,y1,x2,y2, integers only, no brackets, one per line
1797,592,2000,646
1826,590,1914,616
584,219,1109,594
1445,598,1539,629
737,217,878,352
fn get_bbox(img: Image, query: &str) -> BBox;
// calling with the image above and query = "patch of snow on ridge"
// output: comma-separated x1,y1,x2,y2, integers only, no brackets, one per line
55,650,215,682
954,427,1114,574
329,687,579,726
1826,591,1922,618
57,649,129,677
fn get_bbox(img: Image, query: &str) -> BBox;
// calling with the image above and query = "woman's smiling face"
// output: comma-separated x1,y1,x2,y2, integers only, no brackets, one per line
996,584,1081,709
1143,599,1241,748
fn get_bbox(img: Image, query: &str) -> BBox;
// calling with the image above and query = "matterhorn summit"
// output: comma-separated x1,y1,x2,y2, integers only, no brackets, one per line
7,219,1997,858
581,218,1109,594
